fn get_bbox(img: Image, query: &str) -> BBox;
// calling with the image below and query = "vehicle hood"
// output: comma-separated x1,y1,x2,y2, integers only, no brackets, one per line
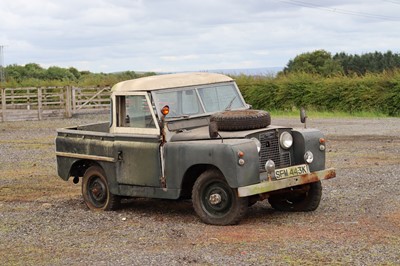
169,125,290,142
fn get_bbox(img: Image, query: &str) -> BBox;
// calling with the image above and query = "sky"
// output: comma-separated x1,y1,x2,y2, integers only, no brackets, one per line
1,0,400,73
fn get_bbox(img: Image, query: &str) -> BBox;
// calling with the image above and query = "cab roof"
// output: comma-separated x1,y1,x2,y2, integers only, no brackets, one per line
111,72,233,92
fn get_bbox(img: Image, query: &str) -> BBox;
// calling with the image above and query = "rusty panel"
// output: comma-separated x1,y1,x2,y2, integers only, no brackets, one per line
238,168,336,197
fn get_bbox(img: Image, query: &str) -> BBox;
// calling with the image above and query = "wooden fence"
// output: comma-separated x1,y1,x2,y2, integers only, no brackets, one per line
0,87,111,122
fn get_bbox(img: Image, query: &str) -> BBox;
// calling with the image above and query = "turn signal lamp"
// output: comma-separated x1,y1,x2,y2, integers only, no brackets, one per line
237,151,245,166
319,138,326,151
161,105,170,116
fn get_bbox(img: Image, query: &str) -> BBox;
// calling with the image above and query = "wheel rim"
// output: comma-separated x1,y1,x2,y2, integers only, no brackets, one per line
201,180,233,217
87,175,107,207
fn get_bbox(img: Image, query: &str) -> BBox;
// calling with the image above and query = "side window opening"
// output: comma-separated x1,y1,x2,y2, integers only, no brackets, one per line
116,95,156,129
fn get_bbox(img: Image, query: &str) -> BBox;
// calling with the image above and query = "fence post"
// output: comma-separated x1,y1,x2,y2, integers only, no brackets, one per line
37,87,42,120
72,87,76,112
1,88,6,122
65,86,72,118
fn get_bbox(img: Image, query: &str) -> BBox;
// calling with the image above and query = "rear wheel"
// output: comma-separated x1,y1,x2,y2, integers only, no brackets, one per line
192,169,248,225
268,181,322,212
82,166,120,211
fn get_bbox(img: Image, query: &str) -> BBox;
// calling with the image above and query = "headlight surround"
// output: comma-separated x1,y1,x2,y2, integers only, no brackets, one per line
251,137,261,153
279,131,293,149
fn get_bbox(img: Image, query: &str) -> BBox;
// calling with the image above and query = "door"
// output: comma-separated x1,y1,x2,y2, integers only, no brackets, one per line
112,92,162,187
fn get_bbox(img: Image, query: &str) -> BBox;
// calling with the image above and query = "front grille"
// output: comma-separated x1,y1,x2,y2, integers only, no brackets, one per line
259,131,291,172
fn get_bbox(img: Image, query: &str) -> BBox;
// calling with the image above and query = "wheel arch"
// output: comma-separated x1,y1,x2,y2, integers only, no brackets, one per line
69,159,100,180
179,164,223,199
69,159,119,195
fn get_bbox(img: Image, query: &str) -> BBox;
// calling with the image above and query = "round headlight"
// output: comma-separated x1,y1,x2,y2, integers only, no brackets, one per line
265,159,275,173
304,151,314,164
251,137,261,153
279,132,293,149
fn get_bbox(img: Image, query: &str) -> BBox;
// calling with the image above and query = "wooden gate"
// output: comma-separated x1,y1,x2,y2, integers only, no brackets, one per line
0,87,111,122
71,87,111,115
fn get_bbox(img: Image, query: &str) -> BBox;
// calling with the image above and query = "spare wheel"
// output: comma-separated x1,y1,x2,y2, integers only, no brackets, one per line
210,110,271,131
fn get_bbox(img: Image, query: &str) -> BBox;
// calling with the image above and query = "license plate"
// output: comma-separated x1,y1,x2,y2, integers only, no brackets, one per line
275,164,310,180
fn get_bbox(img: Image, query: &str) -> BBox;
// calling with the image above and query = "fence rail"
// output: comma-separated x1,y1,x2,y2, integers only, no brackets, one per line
0,86,111,122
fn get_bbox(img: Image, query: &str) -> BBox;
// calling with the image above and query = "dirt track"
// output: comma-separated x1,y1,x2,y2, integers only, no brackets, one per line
0,115,399,265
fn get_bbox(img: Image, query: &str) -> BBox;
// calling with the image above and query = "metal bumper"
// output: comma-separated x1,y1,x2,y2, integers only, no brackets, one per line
237,168,336,197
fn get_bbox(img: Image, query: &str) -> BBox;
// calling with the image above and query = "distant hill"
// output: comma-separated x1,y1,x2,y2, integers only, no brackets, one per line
203,67,283,76
133,67,283,76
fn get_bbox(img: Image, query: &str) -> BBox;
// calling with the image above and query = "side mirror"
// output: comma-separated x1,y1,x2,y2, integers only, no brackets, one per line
209,121,219,139
300,107,307,128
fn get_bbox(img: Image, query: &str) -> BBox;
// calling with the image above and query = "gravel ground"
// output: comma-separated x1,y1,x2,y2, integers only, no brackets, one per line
0,114,399,265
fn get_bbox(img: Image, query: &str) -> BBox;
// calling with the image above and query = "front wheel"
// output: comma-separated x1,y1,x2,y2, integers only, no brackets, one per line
82,166,120,211
192,170,248,225
268,181,322,212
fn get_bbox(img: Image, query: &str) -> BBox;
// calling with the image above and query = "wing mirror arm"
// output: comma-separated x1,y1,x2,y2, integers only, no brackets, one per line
209,120,223,143
160,105,169,145
300,107,307,129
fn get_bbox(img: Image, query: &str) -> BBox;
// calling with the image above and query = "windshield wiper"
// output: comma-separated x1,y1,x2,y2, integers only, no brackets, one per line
224,96,236,111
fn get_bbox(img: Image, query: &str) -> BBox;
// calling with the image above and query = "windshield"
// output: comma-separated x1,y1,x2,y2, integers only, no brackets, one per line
198,85,243,112
152,82,246,119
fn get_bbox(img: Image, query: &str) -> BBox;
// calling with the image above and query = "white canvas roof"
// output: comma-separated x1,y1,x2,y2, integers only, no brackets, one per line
111,72,233,92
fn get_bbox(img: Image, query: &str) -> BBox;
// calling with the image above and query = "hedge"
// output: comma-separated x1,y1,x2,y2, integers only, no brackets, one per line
234,71,400,116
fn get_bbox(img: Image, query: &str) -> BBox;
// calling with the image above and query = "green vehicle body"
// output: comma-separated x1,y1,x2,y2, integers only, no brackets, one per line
55,72,336,225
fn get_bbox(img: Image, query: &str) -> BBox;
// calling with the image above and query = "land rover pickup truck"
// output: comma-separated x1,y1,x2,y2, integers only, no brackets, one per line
56,72,336,225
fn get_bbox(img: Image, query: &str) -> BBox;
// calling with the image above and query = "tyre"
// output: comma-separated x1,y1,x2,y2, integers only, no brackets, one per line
248,195,259,207
82,165,120,211
268,181,322,212
192,169,248,225
210,110,271,131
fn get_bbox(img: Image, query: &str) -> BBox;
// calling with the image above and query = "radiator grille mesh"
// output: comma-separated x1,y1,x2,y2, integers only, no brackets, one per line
259,131,291,172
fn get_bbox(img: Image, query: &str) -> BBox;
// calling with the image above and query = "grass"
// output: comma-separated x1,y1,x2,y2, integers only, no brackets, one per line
268,108,389,118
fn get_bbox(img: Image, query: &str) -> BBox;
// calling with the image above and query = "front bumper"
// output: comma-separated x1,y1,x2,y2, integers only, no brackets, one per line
237,168,336,197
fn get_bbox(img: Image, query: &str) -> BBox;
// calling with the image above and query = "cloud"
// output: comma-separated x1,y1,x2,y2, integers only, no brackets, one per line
1,0,400,72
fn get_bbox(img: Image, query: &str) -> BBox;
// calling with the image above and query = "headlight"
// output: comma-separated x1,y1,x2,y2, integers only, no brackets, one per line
304,151,314,164
251,137,261,153
279,132,293,149
265,159,275,173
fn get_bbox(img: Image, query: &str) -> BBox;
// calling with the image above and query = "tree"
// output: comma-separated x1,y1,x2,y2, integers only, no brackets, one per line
283,50,343,77
46,66,75,80
5,64,25,82
68,67,81,79
333,51,400,75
